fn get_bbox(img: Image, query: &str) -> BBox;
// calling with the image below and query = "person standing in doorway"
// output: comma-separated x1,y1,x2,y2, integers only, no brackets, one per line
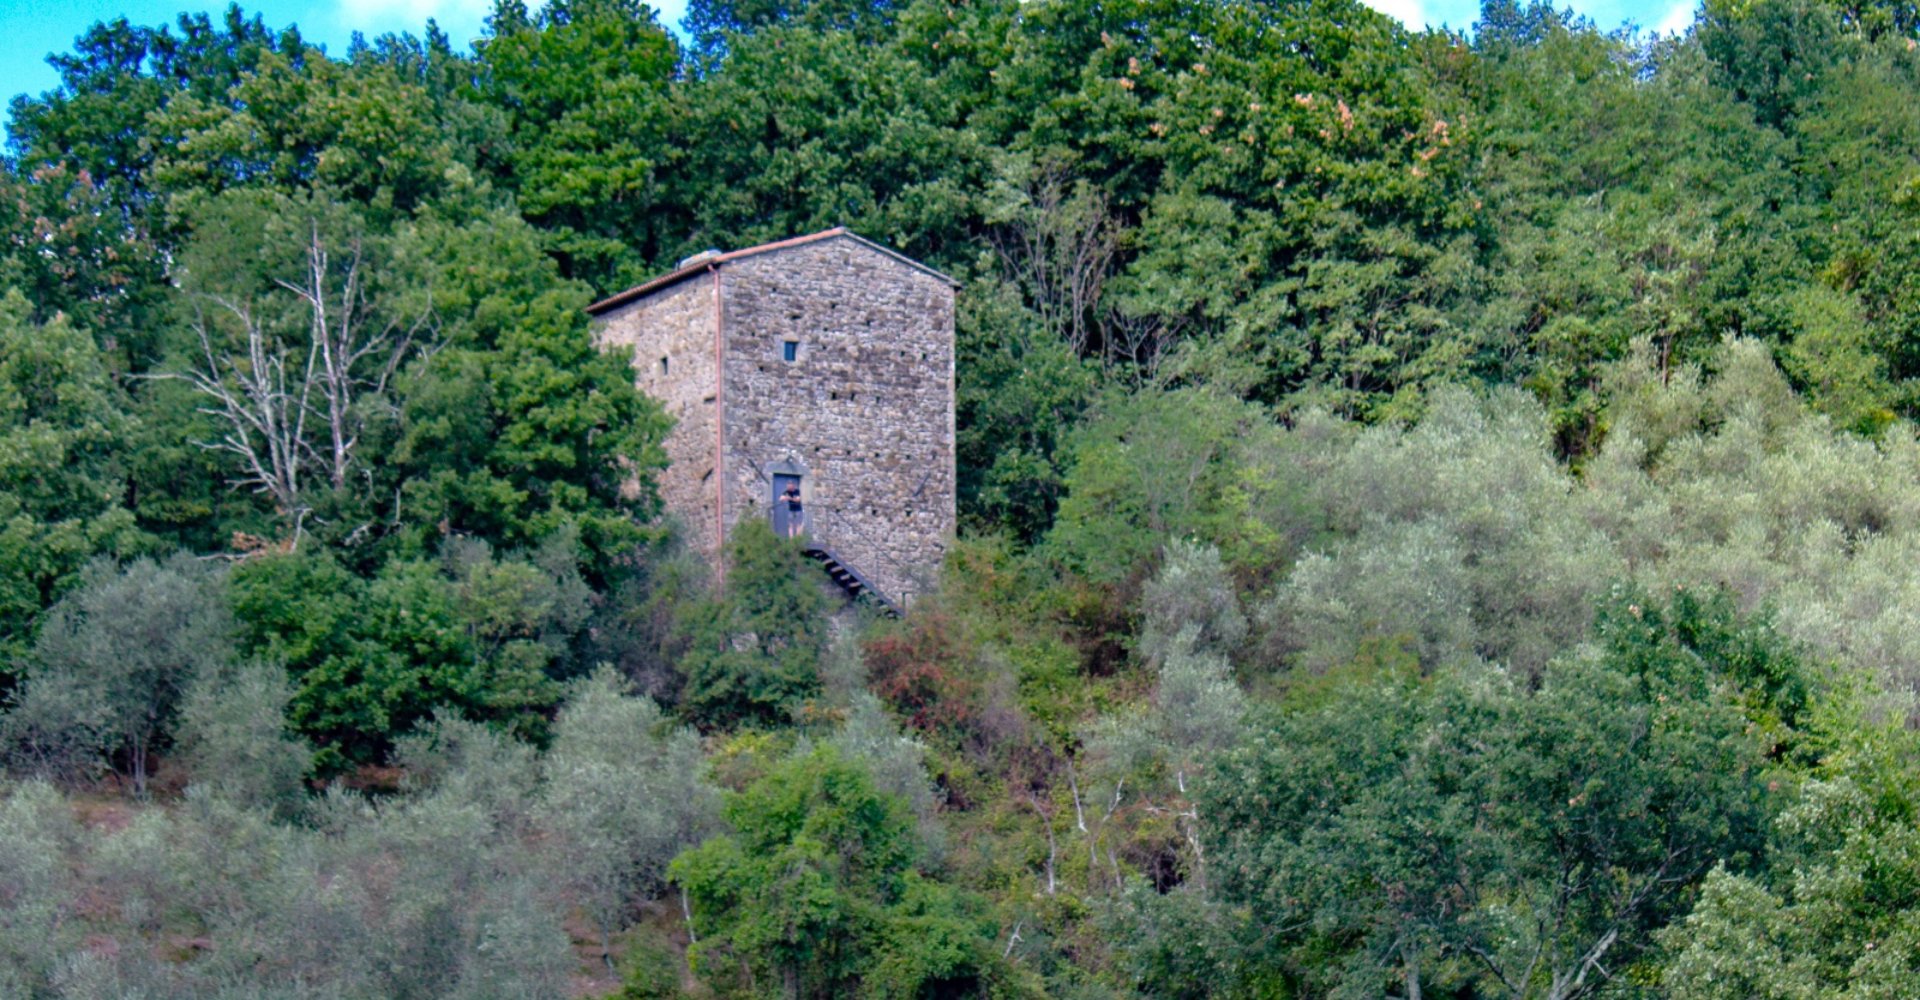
782,483,804,538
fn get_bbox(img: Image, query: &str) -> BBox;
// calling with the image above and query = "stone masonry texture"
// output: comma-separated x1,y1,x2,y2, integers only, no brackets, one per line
590,232,957,607
592,274,722,553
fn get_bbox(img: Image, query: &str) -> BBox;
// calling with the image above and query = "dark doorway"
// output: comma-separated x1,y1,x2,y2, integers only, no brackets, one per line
771,474,805,539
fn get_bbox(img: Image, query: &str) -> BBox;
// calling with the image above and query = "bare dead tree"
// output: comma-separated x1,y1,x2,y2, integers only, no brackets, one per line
1022,790,1060,896
1001,920,1025,960
162,219,435,545
988,160,1121,359
279,222,434,491
1104,305,1188,384
169,295,318,542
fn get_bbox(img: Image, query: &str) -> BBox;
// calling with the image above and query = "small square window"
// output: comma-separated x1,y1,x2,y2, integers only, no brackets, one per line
782,341,799,362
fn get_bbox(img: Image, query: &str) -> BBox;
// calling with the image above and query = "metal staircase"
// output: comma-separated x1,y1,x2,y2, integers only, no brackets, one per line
801,544,902,617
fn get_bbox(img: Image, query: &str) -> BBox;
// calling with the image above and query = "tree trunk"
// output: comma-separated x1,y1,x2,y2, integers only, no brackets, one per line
130,737,148,800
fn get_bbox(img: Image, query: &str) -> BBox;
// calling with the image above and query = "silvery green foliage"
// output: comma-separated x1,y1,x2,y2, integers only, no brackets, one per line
8,554,234,794
540,668,719,956
442,876,576,1000
1094,546,1251,791
1264,387,1621,677
6,777,575,998
333,792,570,998
1593,339,1920,692
1153,629,1247,773
1138,539,1246,666
175,661,311,819
222,785,565,998
1269,518,1475,674
1088,628,1247,789
832,693,939,817
1081,626,1247,887
831,693,945,853
1,669,112,784
0,781,79,998
143,792,349,992
818,628,873,709
1241,340,1920,694
86,807,176,938
393,712,542,838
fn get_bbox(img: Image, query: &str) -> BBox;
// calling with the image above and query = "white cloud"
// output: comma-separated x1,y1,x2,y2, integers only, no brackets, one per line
1360,0,1430,28
1652,0,1697,35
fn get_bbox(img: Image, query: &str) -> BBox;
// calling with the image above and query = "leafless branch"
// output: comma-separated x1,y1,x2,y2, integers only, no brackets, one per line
162,218,437,544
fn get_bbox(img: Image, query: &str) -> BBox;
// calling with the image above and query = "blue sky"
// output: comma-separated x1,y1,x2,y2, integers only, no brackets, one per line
1391,0,1699,35
0,0,687,126
1,0,1693,134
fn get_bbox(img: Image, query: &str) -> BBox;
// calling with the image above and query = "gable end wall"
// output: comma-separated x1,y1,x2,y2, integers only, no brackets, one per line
718,238,956,605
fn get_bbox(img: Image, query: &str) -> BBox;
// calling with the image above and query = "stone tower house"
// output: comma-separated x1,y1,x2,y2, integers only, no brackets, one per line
588,228,957,609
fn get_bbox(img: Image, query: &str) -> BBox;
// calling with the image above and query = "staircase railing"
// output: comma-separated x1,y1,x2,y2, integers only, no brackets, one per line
802,546,901,616
798,505,922,612
748,455,926,613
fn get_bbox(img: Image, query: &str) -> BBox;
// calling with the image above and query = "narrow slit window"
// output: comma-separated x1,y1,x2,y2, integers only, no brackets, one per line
658,356,669,376
783,340,799,362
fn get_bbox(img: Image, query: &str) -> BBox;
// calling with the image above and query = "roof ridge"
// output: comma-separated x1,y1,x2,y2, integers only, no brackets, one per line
585,228,957,316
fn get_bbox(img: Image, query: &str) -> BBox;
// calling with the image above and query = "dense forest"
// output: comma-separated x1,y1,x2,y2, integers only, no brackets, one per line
5,0,1920,994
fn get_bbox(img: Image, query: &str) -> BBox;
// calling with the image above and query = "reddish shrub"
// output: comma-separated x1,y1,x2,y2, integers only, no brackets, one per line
863,610,981,740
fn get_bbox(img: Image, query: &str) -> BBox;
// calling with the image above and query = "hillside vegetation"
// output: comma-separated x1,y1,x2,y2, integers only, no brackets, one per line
6,0,1920,996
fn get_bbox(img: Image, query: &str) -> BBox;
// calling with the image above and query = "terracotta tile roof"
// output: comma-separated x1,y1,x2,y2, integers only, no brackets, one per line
585,227,959,316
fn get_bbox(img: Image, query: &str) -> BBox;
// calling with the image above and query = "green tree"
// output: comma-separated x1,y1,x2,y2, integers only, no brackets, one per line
159,189,435,548
389,208,672,581
954,277,1101,542
682,0,908,69
672,745,1015,998
1471,10,1801,453
676,519,831,730
11,554,233,796
6,7,298,199
475,0,679,289
0,165,168,367
1660,708,1920,997
1202,588,1783,999
666,23,982,267
150,43,457,216
1045,386,1306,585
0,292,145,679
230,544,575,769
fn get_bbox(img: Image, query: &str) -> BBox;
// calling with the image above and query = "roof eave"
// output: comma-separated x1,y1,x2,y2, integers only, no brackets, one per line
585,261,713,316
584,227,959,317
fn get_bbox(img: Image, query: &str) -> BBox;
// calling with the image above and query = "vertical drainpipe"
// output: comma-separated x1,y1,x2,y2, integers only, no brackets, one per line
712,264,726,591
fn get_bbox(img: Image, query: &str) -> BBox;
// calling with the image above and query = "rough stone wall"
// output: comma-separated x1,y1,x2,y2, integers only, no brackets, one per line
590,274,722,555
718,237,956,606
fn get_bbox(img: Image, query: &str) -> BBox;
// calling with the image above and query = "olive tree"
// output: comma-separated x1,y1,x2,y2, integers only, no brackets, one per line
0,781,79,996
7,554,232,795
540,668,719,965
1080,542,1249,891
174,660,312,819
